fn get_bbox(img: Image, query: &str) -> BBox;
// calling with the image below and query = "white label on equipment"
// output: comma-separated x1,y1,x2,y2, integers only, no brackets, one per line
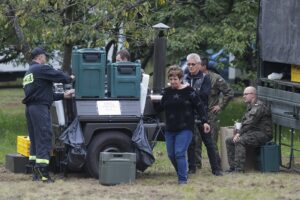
97,101,121,115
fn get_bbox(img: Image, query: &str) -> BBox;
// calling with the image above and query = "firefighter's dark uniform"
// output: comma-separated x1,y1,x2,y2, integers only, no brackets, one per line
23,60,72,182
226,99,273,171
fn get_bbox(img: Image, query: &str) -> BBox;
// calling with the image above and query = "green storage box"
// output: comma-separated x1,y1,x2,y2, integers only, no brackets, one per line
99,152,136,185
257,142,280,172
72,48,106,98
108,62,141,98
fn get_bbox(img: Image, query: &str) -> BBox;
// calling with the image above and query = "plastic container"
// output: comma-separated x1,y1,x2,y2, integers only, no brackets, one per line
107,62,141,98
72,48,106,98
257,142,280,172
99,152,136,185
17,136,30,157
291,64,300,83
54,100,65,126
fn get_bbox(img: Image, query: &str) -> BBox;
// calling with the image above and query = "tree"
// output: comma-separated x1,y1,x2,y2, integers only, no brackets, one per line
0,0,259,75
0,0,155,72
147,0,259,71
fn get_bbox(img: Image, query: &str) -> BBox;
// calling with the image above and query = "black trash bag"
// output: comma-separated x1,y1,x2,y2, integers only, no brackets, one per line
67,147,86,171
132,119,155,172
59,117,86,171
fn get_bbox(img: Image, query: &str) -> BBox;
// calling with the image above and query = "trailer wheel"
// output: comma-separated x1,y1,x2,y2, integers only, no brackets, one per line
85,131,132,178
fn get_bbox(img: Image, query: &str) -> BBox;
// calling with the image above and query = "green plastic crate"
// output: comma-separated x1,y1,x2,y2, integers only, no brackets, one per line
99,152,136,185
107,62,141,98
257,142,280,172
72,48,106,98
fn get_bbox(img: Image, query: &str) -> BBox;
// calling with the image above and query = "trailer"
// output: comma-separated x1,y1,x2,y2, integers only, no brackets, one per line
50,28,168,178
257,0,300,171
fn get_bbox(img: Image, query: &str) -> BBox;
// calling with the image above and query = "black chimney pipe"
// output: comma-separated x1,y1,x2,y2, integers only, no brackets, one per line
152,30,167,94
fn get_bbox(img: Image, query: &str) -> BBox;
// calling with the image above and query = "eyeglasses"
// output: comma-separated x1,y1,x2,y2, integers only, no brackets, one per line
243,92,253,96
187,63,198,67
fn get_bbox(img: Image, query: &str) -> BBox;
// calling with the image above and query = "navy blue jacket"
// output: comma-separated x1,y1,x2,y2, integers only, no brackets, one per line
22,61,72,107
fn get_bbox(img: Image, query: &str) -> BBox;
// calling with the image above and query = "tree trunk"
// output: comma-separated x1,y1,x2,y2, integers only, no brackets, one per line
5,3,31,62
62,44,73,74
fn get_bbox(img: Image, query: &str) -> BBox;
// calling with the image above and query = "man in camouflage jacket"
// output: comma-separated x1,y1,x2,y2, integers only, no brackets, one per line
226,86,273,172
200,58,234,165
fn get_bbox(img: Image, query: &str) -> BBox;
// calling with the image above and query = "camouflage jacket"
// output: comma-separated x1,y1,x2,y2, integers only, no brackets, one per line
240,99,273,137
207,71,234,111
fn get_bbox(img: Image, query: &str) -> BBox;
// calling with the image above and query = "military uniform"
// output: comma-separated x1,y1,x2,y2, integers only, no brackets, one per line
226,99,273,171
207,71,233,163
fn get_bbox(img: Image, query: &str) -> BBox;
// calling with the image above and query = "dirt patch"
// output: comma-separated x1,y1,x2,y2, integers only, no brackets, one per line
1,161,300,200
0,165,183,200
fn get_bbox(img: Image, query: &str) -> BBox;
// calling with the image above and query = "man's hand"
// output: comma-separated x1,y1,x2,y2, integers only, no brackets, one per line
233,133,240,143
203,123,211,133
64,89,75,99
211,105,221,114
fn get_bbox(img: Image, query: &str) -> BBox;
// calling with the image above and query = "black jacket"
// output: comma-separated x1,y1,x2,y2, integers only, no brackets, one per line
157,86,208,132
22,61,72,107
185,71,211,110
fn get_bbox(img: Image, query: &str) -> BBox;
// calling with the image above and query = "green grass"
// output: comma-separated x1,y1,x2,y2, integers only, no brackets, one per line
0,89,27,164
0,89,298,166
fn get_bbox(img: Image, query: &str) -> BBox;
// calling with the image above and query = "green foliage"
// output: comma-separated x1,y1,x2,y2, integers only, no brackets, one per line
0,0,259,75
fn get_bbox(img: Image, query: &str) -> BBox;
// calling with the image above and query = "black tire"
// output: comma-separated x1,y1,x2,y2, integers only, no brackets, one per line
85,130,132,178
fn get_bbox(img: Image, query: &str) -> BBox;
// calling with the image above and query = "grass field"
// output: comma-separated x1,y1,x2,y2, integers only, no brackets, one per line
0,89,27,164
0,88,299,165
1,89,300,199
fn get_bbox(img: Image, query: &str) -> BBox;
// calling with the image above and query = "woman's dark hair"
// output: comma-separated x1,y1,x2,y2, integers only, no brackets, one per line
167,65,184,79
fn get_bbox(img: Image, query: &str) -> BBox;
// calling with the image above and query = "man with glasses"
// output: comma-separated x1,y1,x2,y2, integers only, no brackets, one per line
185,53,222,176
226,86,273,173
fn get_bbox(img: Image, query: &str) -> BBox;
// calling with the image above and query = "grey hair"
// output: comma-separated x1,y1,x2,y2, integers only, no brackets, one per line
187,53,201,63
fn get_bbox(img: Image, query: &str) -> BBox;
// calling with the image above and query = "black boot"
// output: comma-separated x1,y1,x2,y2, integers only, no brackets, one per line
32,166,40,181
36,166,54,183
212,170,223,176
26,160,40,181
225,167,235,173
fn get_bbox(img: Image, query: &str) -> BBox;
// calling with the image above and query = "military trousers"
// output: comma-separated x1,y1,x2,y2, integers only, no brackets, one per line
226,131,272,171
208,112,221,165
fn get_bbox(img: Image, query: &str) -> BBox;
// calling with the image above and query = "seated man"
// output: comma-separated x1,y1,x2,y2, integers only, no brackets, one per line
226,86,273,172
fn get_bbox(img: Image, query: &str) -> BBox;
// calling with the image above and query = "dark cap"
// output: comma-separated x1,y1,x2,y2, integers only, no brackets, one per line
31,47,48,59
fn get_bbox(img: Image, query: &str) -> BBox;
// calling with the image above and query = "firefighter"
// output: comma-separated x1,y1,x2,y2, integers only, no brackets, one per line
22,47,74,182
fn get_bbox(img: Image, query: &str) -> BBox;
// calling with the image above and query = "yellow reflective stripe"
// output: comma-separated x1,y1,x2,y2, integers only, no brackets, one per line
23,73,34,87
36,158,49,165
29,156,36,161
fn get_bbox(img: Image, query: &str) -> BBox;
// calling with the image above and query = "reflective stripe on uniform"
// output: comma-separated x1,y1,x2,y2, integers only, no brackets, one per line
29,155,36,161
36,158,49,165
23,73,34,87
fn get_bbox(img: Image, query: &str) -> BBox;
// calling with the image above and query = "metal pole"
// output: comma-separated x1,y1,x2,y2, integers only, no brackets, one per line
153,31,167,94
